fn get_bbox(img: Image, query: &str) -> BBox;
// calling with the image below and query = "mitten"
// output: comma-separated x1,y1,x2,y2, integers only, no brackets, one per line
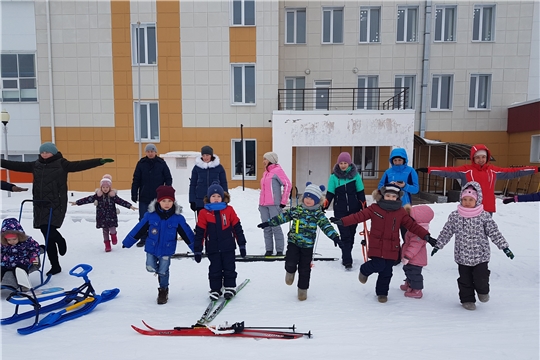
416,168,428,173
503,248,514,259
431,247,439,256
239,247,246,258
322,199,329,211
100,158,114,164
503,197,515,204
424,235,437,247
131,195,138,203
279,204,286,209
333,237,343,249
401,258,410,265
329,217,343,226
190,202,197,211
257,222,270,229
194,253,202,263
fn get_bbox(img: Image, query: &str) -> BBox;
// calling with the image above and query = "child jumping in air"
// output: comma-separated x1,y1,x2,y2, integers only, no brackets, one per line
122,185,195,305
331,183,436,303
193,182,247,301
431,181,514,311
70,174,137,252
259,182,342,301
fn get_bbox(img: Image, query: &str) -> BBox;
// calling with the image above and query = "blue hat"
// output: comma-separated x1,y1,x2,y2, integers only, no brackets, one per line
303,182,325,204
39,142,58,155
207,181,224,199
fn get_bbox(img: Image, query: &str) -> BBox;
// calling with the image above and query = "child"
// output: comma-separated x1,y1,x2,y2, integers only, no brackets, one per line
323,152,366,269
258,182,342,301
503,191,540,204
1,218,41,290
331,183,436,303
122,185,195,305
70,175,137,252
431,181,514,311
193,182,247,301
400,205,435,299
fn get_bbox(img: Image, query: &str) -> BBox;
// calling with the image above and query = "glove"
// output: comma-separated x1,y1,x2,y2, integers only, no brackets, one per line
131,195,137,203
257,222,270,229
100,158,114,164
431,247,439,256
194,253,202,263
279,204,286,209
329,217,343,226
190,202,197,211
322,199,329,211
503,248,514,259
333,237,343,248
424,235,437,247
503,197,515,204
416,168,428,173
401,258,410,265
240,247,246,258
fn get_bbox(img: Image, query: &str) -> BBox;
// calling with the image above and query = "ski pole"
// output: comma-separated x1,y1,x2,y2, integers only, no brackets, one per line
243,325,297,331
310,228,321,268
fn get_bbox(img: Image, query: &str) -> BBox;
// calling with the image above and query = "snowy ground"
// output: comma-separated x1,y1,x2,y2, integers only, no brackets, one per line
1,185,539,360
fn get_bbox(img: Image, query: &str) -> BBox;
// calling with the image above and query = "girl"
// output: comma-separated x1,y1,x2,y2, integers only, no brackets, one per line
70,175,137,252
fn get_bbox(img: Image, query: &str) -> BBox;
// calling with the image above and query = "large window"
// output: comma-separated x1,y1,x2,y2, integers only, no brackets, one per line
434,6,456,42
134,101,160,141
322,7,343,44
314,80,331,110
232,64,255,105
469,74,491,109
131,23,157,65
473,5,495,41
232,0,255,26
284,77,305,110
357,76,378,110
285,8,306,44
232,139,256,179
353,146,378,179
359,7,380,43
395,75,416,109
1,54,37,102
397,6,418,42
431,75,453,110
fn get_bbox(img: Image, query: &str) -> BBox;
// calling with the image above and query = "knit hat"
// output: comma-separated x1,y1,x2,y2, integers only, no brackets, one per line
303,182,325,204
461,186,478,201
100,174,112,187
337,152,352,165
264,152,278,164
39,142,58,155
145,143,158,153
207,181,224,199
156,185,175,202
380,183,402,198
201,145,213,156
474,149,487,158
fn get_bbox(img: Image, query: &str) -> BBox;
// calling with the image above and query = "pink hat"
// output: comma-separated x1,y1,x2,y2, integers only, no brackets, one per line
337,152,352,165
100,174,112,187
461,187,478,201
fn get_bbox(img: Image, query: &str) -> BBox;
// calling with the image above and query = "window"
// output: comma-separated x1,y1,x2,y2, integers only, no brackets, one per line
397,7,418,42
394,75,416,109
232,0,255,26
314,80,331,110
353,146,378,178
285,8,306,44
232,64,255,105
473,5,495,41
359,7,380,43
357,76,379,110
134,101,160,141
1,54,37,102
322,7,343,44
434,6,456,42
232,139,257,179
131,23,157,65
469,74,491,109
530,135,540,163
431,75,453,110
284,77,305,110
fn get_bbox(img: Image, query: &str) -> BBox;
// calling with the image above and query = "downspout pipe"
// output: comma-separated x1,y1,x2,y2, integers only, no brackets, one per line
419,0,432,138
45,0,55,142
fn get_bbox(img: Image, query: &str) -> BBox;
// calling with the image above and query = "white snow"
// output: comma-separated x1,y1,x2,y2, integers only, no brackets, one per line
1,185,539,360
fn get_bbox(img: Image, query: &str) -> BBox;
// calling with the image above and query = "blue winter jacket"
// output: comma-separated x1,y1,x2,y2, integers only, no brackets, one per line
131,156,172,204
378,148,419,206
189,155,228,208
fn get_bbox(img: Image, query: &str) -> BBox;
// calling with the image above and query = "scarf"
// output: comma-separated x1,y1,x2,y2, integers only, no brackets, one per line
457,204,484,218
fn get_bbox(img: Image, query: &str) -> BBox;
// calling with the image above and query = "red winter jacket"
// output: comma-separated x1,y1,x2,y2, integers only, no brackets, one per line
428,144,538,213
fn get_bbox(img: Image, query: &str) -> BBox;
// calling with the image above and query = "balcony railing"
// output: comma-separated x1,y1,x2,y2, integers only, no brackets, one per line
278,87,410,111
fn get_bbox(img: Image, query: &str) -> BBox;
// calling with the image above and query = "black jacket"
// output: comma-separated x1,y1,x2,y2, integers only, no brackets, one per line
131,156,172,204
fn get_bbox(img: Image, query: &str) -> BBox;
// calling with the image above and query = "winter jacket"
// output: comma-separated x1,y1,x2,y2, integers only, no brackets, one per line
1,180,16,191
1,218,41,271
402,205,434,267
378,148,419,206
341,190,429,261
428,144,538,213
131,156,172,204
515,192,540,203
268,201,339,248
122,201,194,257
326,163,366,217
259,164,292,206
75,189,133,229
189,155,228,208
1,153,104,228
194,193,246,255
436,181,509,267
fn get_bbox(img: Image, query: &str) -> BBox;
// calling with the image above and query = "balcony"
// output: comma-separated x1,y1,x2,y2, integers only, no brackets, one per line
277,87,410,111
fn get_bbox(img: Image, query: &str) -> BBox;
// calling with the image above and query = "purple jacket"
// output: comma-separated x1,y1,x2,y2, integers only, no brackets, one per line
75,189,133,228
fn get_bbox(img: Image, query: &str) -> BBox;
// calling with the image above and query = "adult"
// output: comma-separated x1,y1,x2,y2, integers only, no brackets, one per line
1,142,113,275
131,143,172,247
417,144,538,213
1,180,28,192
258,152,291,256
189,145,228,214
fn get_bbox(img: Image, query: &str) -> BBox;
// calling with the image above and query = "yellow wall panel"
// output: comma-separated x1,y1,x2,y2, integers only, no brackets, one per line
230,27,256,63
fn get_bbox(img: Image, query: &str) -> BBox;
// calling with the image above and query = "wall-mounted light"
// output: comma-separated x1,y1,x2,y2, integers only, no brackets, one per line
352,67,358,74
304,69,311,75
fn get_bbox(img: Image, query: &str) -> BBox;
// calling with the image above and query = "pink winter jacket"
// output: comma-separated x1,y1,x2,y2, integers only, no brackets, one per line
402,205,434,267
259,164,292,207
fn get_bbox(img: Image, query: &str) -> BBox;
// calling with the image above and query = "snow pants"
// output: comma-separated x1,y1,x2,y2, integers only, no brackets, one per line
208,250,237,291
457,262,490,303
403,263,424,290
284,242,313,290
335,220,357,267
360,257,395,296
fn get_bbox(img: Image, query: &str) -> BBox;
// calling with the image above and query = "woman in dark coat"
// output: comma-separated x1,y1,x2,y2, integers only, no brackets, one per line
0,142,113,275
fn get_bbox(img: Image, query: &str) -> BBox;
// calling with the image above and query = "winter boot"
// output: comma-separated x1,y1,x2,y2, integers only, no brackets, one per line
157,287,169,305
344,264,353,270
57,237,67,256
404,289,423,299
224,287,236,300
264,251,273,256
110,233,118,245
478,293,490,303
358,271,369,284
285,272,295,286
400,280,410,291
104,240,112,252
209,289,222,301
298,288,308,301
46,266,62,276
377,295,388,303
276,251,283,256
462,302,476,310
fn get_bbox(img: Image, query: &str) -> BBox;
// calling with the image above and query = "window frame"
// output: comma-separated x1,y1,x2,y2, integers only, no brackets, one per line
396,6,418,43
231,64,256,105
434,5,457,42
472,5,495,42
231,0,256,26
430,74,454,111
468,74,492,110
530,135,540,163
394,75,416,109
357,75,379,110
1,53,38,103
359,6,381,43
313,80,332,110
353,146,379,179
131,23,157,66
284,76,306,110
231,139,257,180
133,101,160,142
285,8,307,44
321,7,344,44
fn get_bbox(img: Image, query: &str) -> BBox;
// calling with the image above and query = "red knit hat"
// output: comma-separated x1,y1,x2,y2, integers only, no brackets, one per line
156,185,175,202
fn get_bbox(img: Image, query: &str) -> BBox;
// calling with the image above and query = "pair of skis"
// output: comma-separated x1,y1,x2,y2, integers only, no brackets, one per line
196,278,250,325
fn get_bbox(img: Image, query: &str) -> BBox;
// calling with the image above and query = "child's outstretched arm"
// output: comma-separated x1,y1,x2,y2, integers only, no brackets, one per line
177,217,195,252
257,209,293,229
122,215,150,248
114,195,137,211
483,215,513,259
70,194,97,206
317,214,342,248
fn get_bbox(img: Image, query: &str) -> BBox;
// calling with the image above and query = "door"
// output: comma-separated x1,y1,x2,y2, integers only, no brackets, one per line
295,147,331,198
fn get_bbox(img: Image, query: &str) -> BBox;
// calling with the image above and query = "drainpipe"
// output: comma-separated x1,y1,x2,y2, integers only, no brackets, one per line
45,0,55,142
419,0,431,138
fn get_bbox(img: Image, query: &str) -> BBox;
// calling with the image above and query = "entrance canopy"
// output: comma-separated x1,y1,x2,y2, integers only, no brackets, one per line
414,135,496,161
